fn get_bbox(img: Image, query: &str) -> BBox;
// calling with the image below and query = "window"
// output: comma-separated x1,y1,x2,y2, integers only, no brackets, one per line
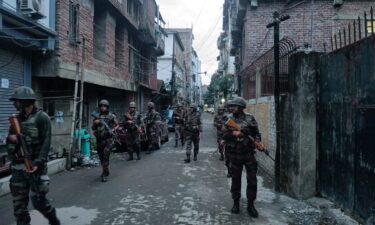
127,0,133,14
69,2,80,44
115,24,124,68
367,20,375,34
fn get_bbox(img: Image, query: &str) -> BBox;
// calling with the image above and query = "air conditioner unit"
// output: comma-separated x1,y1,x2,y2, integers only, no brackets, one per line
19,0,45,19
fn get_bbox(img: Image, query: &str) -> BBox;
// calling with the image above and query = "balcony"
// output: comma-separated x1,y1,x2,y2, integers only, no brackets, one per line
155,33,165,56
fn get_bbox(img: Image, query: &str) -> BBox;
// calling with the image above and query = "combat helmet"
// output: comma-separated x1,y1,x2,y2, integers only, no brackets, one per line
190,103,198,110
129,101,136,108
99,99,110,107
228,97,247,108
147,102,155,108
9,86,36,101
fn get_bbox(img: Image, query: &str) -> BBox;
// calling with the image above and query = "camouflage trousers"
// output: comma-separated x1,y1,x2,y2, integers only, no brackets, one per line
126,131,140,157
10,168,56,225
174,124,184,145
185,132,200,155
97,138,114,176
228,152,257,203
218,139,231,173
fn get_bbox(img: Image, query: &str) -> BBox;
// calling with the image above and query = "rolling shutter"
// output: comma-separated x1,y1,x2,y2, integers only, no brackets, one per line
0,49,24,142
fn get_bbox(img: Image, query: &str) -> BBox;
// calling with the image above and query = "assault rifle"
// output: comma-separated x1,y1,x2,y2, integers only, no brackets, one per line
9,115,40,191
91,112,121,145
9,115,33,171
225,119,275,161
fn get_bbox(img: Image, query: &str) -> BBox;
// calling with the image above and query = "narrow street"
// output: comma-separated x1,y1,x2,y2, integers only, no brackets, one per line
0,113,357,225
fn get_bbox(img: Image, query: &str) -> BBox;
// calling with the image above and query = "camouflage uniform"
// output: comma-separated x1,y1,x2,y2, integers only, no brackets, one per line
124,109,142,160
213,107,226,159
172,105,185,147
7,86,60,225
144,103,161,150
184,104,202,163
223,97,261,217
92,101,118,181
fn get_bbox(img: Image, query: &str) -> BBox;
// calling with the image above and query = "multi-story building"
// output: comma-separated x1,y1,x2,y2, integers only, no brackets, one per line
224,0,375,96
31,0,164,154
0,0,56,143
191,50,202,105
157,29,186,103
168,28,194,102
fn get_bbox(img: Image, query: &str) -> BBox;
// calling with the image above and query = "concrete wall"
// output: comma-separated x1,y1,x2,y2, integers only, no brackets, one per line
280,52,320,199
246,96,276,178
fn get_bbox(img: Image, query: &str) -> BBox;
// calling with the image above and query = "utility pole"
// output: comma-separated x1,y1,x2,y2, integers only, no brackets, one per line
68,63,80,169
77,38,86,159
171,53,176,104
266,11,290,192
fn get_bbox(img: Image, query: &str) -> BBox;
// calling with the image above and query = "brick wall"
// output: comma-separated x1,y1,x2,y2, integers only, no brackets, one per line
246,96,275,178
56,0,130,82
242,1,375,69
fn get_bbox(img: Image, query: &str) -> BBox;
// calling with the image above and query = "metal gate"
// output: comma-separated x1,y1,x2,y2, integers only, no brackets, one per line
0,49,24,143
319,37,375,222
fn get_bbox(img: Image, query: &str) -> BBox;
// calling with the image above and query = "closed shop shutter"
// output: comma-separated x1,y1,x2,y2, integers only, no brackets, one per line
0,49,24,142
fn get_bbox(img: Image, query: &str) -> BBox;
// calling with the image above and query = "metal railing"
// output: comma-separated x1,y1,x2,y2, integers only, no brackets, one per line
241,37,296,99
331,7,375,51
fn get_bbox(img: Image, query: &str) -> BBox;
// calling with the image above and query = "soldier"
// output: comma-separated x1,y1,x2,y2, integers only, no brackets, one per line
213,104,226,160
184,103,202,163
124,101,142,161
144,102,161,150
6,86,61,225
172,103,185,147
92,99,119,182
222,97,262,217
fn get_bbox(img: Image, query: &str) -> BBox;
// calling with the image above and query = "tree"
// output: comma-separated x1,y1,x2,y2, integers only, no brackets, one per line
204,73,234,105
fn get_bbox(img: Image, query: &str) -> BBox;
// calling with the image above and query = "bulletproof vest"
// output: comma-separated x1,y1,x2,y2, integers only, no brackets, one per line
8,109,46,164
185,112,200,131
125,111,140,129
95,113,116,138
145,111,158,125
173,109,184,124
225,113,256,151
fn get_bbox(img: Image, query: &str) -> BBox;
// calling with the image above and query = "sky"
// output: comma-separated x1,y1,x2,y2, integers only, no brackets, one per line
156,0,224,85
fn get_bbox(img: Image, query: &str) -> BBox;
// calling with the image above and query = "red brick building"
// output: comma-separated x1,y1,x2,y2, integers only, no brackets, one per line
223,0,374,96
33,0,165,154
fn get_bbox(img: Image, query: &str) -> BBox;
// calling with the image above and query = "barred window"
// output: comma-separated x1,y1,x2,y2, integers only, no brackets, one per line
367,20,375,34
69,2,80,44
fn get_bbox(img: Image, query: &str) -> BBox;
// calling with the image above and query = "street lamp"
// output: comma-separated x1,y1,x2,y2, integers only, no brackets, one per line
221,98,226,104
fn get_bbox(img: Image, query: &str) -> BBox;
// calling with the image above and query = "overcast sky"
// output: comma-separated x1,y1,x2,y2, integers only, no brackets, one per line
156,0,224,85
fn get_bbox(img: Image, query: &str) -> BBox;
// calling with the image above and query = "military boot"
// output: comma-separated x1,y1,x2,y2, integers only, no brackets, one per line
247,202,259,218
47,209,61,225
231,199,240,214
219,153,224,161
193,152,198,161
184,154,191,163
127,152,134,161
101,167,109,182
136,152,141,160
175,140,178,147
227,168,232,178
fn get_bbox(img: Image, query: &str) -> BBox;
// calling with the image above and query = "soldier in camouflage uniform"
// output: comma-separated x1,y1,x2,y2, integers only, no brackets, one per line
124,101,142,160
214,105,226,160
222,97,261,217
144,102,161,150
184,103,202,163
172,103,185,147
6,86,60,225
92,99,119,182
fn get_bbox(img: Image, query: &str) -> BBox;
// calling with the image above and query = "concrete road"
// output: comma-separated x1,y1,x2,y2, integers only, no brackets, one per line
0,113,358,225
